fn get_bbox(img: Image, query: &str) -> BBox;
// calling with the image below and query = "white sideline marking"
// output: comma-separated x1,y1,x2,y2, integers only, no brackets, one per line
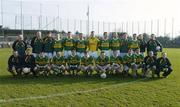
0,79,145,103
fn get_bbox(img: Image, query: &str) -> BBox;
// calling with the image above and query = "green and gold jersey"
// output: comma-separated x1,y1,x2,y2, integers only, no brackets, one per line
76,39,87,52
81,56,94,66
67,55,80,65
96,56,110,66
62,38,75,50
123,54,135,64
53,40,63,52
52,56,66,65
129,39,139,50
133,54,144,64
98,39,110,50
110,38,121,50
35,55,49,66
110,55,122,65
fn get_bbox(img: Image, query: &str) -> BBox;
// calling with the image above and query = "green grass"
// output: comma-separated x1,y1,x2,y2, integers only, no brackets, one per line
0,48,180,107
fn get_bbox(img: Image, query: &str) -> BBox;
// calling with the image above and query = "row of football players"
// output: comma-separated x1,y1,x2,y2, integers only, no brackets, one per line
8,48,172,78
12,31,162,60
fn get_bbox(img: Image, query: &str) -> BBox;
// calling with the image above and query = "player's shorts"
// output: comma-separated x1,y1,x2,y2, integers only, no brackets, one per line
77,52,84,58
111,50,120,56
44,52,53,58
101,50,110,57
120,53,127,57
64,50,72,58
89,51,98,59
69,65,79,70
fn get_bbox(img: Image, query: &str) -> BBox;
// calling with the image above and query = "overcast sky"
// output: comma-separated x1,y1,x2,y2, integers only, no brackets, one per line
1,0,180,36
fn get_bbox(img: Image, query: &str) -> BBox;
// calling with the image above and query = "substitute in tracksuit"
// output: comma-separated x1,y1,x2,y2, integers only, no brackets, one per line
8,51,23,76
31,31,43,57
156,52,173,77
12,35,27,58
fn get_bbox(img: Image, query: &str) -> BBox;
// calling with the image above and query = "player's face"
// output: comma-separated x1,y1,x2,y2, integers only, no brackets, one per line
57,52,61,57
151,35,155,40
84,52,88,57
101,53,105,58
36,32,41,38
13,51,18,57
123,34,128,39
136,49,140,54
48,33,52,37
67,33,71,38
72,50,76,56
39,53,44,58
79,34,83,39
26,51,31,55
138,35,143,40
133,34,137,40
162,53,167,58
113,51,118,56
112,33,117,38
91,32,95,37
149,51,154,57
128,50,132,55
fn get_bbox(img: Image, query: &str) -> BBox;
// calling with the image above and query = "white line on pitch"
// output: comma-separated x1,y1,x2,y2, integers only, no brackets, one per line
0,78,146,103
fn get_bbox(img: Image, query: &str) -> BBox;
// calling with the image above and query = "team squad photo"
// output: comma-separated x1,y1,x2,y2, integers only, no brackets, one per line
8,31,173,79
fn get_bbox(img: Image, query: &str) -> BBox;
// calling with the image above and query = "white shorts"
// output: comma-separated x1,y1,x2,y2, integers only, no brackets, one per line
102,50,110,57
77,52,84,58
32,53,38,57
44,53,53,58
89,51,98,59
120,53,127,58
64,50,72,58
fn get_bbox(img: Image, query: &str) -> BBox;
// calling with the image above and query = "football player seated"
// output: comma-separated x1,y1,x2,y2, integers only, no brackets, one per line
80,51,94,76
51,52,66,76
143,51,157,78
8,51,23,76
34,52,51,76
131,49,144,78
122,49,134,77
66,49,81,75
22,48,36,76
156,52,173,77
95,51,111,75
110,50,123,74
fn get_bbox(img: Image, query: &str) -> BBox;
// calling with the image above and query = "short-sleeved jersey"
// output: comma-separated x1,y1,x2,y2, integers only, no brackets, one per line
110,55,122,65
52,56,66,65
110,38,121,50
129,40,139,50
76,39,87,52
123,54,135,64
96,56,109,66
67,55,80,65
133,54,144,64
35,55,49,66
98,39,110,50
81,56,94,66
62,38,75,50
87,37,99,51
53,40,63,52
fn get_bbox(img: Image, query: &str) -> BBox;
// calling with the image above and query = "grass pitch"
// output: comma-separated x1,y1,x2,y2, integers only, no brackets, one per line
0,48,180,107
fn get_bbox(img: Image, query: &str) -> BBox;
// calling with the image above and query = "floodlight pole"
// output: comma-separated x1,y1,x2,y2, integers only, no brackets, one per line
87,5,89,36
20,0,23,35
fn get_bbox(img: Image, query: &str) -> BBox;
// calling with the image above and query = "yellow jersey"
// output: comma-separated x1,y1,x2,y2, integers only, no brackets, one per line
87,37,99,51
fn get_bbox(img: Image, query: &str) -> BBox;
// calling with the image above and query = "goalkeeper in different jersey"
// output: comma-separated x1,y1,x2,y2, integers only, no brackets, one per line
66,49,81,75
34,52,51,76
75,33,88,58
129,34,140,52
131,49,144,78
53,34,63,56
62,31,76,58
122,49,135,76
98,32,110,57
51,52,66,76
87,31,99,59
110,50,123,74
95,51,111,74
80,51,94,76
156,52,173,77
143,51,157,78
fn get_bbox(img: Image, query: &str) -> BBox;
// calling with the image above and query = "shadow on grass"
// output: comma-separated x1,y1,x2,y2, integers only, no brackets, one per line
0,74,165,85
